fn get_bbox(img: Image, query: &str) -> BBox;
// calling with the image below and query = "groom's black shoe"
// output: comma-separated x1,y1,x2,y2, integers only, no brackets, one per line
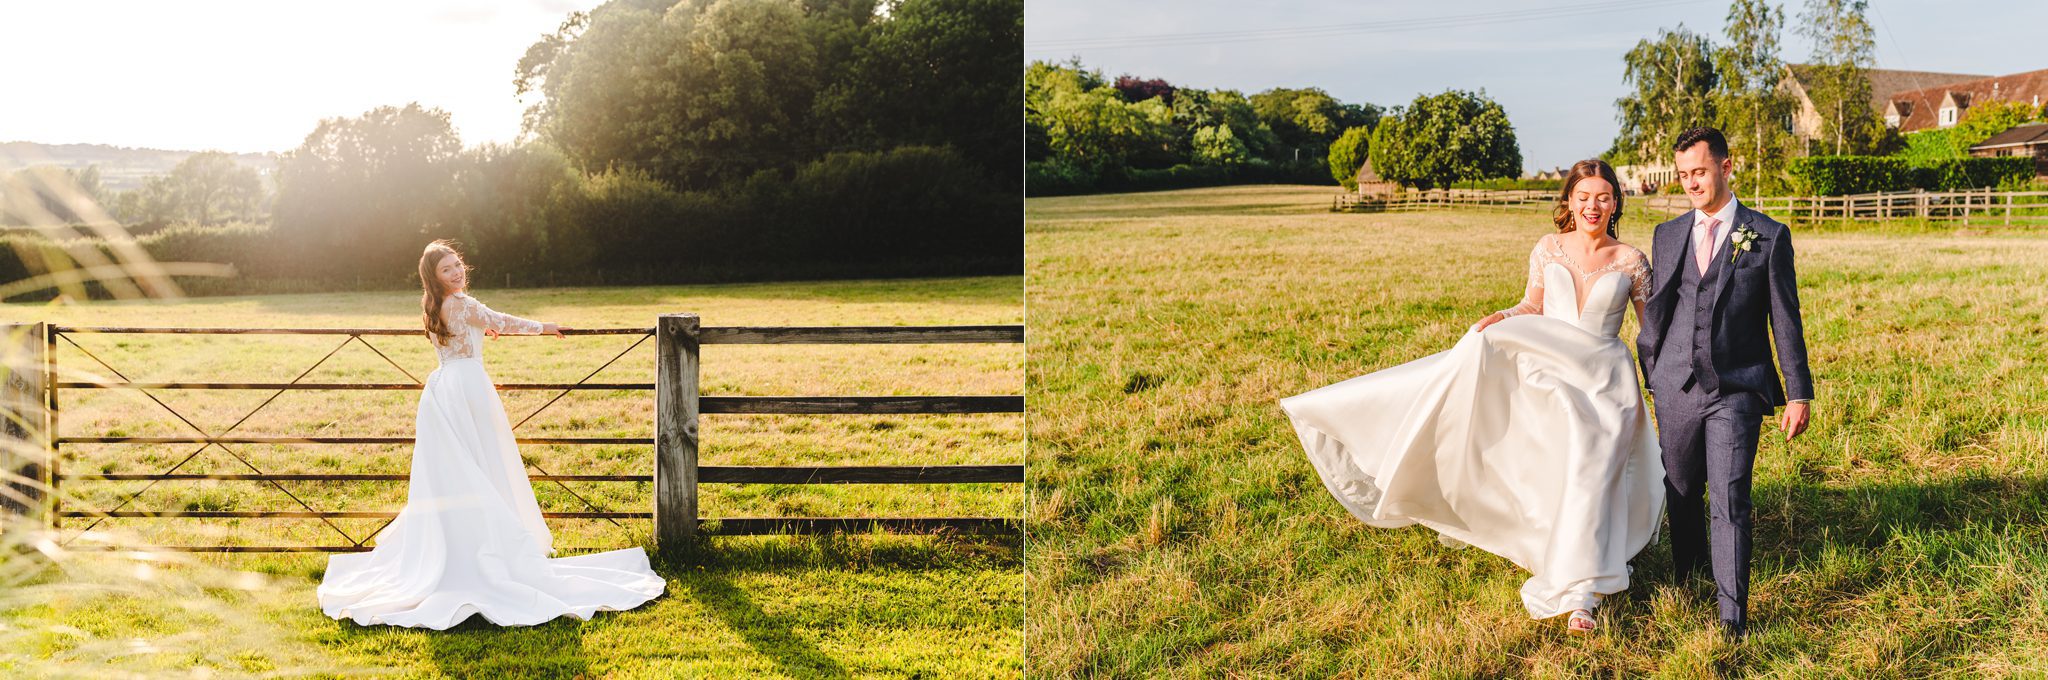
1719,619,1746,643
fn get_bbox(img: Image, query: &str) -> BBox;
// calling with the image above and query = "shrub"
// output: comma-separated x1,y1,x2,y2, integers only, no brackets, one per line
1787,156,1914,195
1791,154,2034,194
1025,160,1101,197
1911,157,2035,191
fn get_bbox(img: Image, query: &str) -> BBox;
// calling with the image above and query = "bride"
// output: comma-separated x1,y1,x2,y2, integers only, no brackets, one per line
317,240,666,628
1280,160,1663,634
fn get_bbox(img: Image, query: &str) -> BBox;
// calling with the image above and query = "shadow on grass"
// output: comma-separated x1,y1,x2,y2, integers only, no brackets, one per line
683,571,851,680
1602,473,2048,666
309,533,1018,677
318,610,596,680
1753,473,2048,554
424,615,593,679
654,531,1023,574
654,532,1021,679
1623,473,2048,582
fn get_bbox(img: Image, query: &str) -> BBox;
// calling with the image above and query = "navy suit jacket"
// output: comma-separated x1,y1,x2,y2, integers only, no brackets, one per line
1635,204,1815,407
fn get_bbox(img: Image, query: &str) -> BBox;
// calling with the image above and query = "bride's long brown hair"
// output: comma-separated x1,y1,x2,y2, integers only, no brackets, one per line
1553,159,1625,239
419,240,468,347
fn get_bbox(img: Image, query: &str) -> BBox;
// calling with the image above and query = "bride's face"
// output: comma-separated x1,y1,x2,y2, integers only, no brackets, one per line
1569,176,1616,235
436,254,467,292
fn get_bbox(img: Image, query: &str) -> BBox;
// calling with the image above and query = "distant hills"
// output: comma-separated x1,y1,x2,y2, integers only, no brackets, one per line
0,141,277,192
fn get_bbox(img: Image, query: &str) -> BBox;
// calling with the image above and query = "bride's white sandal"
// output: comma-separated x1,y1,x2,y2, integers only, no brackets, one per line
1567,609,1597,635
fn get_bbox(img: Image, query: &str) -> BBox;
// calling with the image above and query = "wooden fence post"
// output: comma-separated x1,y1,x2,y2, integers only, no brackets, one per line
655,313,701,551
1,323,49,528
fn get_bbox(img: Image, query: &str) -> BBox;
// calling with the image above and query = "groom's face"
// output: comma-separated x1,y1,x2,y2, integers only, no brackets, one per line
1673,142,1732,212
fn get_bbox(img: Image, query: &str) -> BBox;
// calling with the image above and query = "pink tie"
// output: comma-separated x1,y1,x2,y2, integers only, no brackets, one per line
1695,216,1721,274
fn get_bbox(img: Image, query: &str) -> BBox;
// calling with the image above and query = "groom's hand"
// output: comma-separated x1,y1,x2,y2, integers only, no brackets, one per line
1780,402,1810,442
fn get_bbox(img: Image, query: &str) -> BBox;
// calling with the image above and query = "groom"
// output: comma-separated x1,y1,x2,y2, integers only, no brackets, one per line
1637,126,1814,641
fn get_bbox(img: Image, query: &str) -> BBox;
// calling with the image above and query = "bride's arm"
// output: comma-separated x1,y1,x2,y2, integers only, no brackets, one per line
462,295,562,337
1626,252,1652,329
1626,252,1654,393
1475,240,1545,332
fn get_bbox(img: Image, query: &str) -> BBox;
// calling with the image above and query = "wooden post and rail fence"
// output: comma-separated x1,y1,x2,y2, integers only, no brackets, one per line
1333,187,2048,227
0,316,1024,553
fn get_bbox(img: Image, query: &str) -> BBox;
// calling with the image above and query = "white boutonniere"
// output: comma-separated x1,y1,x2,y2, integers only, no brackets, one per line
1729,225,1759,264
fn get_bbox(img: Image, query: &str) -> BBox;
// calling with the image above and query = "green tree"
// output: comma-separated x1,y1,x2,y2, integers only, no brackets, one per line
517,0,833,191
1171,88,1278,163
1714,0,1797,194
521,0,1016,192
1953,100,2048,150
1037,85,1174,170
165,152,263,226
1798,0,1880,155
1611,26,1718,165
1370,90,1521,190
1026,59,1174,169
1025,59,1104,164
1249,87,1379,162
445,143,589,273
816,0,1021,186
1191,125,1249,166
1327,126,1372,190
274,103,462,277
113,175,179,227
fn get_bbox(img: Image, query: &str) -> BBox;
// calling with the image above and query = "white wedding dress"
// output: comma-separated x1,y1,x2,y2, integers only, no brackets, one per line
1280,234,1665,618
317,292,665,628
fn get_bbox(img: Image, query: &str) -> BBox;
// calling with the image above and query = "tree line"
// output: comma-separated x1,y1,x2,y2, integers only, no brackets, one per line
2,0,1022,299
1024,59,1524,195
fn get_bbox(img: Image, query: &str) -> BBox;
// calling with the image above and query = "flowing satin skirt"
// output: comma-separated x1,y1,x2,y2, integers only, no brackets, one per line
317,357,665,628
1279,315,1664,618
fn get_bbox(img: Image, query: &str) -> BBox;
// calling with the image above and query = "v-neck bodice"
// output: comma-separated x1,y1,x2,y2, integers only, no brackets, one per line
1495,234,1652,338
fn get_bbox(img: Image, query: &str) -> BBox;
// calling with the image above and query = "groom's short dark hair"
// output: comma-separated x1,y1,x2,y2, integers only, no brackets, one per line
1672,126,1729,159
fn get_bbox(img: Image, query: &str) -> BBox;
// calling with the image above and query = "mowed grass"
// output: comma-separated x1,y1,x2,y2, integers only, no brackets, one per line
1026,185,2048,677
1,276,1022,678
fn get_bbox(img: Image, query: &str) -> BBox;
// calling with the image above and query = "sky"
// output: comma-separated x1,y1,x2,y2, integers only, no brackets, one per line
0,0,606,153
1026,0,2048,173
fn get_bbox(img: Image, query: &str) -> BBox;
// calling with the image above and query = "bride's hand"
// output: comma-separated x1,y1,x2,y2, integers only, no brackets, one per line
1472,312,1506,333
483,329,500,339
542,322,567,338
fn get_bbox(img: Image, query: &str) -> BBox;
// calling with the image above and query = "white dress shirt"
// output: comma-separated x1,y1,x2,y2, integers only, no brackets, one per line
1690,196,1740,263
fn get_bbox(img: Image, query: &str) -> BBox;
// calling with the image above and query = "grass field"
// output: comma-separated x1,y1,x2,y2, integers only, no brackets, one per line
1,276,1023,678
1026,185,2048,677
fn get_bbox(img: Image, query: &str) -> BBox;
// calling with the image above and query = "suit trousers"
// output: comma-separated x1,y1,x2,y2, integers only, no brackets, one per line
1654,376,1766,625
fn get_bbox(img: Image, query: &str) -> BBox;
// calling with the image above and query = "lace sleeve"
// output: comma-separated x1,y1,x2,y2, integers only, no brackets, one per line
458,294,545,335
1495,237,1547,318
1623,249,1652,305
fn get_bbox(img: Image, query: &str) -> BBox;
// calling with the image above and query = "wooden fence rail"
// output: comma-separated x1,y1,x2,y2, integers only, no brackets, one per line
0,317,1024,553
1337,187,2048,226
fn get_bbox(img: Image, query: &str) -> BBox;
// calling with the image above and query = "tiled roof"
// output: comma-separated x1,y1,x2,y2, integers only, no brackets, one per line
1886,68,2048,132
1973,123,2048,150
1784,64,1989,111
